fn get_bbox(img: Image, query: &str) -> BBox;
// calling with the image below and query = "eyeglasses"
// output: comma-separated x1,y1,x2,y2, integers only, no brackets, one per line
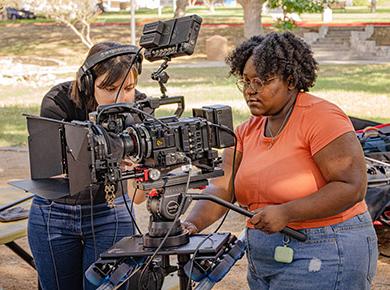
236,77,277,93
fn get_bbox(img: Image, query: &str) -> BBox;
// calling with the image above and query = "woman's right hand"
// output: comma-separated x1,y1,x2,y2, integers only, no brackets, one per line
181,221,199,235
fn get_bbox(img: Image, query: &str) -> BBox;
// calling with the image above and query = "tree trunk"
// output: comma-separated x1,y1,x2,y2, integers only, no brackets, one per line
238,0,265,39
61,19,93,48
188,0,197,7
209,2,215,13
174,0,188,17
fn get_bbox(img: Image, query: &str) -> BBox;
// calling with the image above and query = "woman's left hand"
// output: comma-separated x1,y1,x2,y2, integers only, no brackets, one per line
249,205,290,234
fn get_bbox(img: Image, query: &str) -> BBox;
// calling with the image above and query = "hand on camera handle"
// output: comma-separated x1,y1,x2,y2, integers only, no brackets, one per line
249,205,290,234
248,205,307,241
181,220,199,235
183,202,307,241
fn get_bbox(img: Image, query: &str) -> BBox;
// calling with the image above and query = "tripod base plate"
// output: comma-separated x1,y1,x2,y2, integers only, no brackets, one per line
101,233,231,258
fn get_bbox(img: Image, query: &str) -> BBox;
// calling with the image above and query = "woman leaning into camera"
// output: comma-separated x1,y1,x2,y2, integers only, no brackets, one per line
28,41,146,290
183,32,378,289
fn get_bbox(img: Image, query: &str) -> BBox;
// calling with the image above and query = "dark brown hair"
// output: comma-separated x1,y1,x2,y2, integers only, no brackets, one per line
71,41,139,111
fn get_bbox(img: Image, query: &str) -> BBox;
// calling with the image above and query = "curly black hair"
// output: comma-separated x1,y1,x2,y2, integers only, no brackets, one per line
225,35,265,77
226,32,318,92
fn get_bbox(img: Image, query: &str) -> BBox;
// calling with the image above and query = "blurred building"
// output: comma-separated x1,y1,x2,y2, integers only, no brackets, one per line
102,0,130,11
103,0,170,10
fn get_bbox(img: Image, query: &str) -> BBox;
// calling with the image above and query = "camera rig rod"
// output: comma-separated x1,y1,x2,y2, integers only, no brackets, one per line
188,193,307,242
151,57,171,97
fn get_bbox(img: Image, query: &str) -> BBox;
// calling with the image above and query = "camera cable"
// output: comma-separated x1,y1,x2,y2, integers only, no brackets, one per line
114,47,143,104
137,157,193,289
96,102,169,129
90,187,98,261
185,124,238,290
121,183,142,235
110,159,193,290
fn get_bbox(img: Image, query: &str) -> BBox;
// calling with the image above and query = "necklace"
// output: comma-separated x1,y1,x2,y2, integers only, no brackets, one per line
266,97,296,149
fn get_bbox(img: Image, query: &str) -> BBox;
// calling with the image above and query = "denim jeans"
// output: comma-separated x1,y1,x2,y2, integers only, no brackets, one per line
246,211,378,290
28,195,136,290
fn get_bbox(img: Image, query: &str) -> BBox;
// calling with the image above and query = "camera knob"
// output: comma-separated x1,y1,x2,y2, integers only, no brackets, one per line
148,169,161,181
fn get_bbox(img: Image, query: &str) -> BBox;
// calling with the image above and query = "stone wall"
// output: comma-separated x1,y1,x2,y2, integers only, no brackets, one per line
370,26,390,46
351,26,390,58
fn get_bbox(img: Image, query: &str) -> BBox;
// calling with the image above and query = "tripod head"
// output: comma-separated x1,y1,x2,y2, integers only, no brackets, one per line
132,165,224,248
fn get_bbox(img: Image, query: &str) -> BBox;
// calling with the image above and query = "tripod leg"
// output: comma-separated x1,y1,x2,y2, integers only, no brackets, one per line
178,254,191,290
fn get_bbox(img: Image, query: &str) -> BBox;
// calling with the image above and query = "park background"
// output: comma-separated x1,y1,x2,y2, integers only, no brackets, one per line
0,0,390,289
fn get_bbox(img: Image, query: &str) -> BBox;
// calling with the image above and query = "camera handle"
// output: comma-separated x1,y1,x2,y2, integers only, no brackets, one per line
187,193,307,242
151,57,171,97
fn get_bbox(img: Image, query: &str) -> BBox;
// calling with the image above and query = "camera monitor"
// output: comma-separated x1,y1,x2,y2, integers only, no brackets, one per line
140,14,202,62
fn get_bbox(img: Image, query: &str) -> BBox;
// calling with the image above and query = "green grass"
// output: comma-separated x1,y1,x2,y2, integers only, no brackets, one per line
1,64,390,147
314,65,390,95
0,105,39,147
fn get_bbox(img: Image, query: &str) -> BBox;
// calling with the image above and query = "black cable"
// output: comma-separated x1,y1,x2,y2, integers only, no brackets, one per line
121,181,142,235
128,106,169,128
185,233,213,290
96,102,169,129
114,47,143,104
90,187,98,261
137,157,193,289
205,123,237,233
112,264,143,290
185,125,238,289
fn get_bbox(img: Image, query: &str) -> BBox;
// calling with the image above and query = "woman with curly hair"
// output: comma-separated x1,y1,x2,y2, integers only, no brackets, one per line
183,32,378,289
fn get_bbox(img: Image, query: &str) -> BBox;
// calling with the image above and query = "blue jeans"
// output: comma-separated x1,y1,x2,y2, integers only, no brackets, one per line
246,211,378,290
28,195,135,290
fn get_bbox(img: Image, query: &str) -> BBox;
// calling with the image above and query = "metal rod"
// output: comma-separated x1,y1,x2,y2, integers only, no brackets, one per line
365,156,390,167
0,193,34,212
178,254,191,290
5,241,36,269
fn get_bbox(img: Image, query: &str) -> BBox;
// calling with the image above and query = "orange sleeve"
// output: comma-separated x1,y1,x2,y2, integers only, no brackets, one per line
303,101,354,156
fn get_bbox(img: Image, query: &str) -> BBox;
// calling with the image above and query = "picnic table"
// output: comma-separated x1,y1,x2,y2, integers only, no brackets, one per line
0,186,41,289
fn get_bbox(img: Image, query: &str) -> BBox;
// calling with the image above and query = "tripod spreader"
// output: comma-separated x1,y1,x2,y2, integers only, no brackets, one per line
188,193,307,242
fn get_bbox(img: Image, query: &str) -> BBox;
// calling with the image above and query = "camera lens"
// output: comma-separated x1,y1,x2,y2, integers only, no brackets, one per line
120,132,135,158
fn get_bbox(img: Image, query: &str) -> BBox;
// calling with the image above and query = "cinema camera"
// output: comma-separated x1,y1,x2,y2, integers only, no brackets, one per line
12,15,306,290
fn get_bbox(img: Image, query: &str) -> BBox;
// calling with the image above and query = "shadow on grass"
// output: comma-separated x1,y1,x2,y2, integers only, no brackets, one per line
315,65,390,95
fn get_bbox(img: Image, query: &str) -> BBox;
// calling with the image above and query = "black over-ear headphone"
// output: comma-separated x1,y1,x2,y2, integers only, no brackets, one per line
77,45,143,102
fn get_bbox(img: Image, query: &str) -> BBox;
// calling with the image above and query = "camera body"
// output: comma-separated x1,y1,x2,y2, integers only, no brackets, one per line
92,102,234,169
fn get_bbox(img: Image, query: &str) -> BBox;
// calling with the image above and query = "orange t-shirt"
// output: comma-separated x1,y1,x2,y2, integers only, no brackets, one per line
235,92,367,229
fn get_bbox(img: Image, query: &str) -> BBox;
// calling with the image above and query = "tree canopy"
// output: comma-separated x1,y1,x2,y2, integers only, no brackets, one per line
25,0,100,48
